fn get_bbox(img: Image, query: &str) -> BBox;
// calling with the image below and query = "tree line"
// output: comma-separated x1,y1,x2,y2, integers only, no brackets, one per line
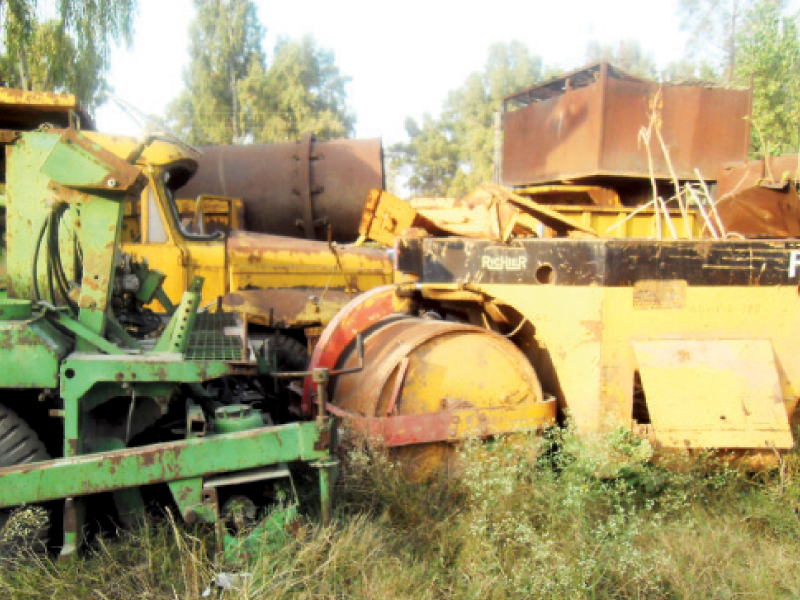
165,0,353,145
1,0,798,192
0,0,353,144
0,0,135,110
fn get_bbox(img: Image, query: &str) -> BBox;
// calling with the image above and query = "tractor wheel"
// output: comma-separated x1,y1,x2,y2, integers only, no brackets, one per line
261,334,310,423
273,334,308,371
0,404,52,558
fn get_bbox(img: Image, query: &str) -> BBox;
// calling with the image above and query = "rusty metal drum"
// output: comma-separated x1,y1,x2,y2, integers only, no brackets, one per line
178,135,384,242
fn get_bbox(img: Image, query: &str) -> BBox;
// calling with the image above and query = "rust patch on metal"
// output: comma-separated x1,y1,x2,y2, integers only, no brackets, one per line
62,498,77,530
632,280,687,310
313,427,332,451
222,287,354,328
579,319,604,341
140,449,158,468
714,159,800,238
0,130,21,144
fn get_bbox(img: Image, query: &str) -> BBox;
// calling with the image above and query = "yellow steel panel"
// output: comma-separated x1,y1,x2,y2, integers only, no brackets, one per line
0,88,78,109
632,339,793,449
228,235,392,294
546,205,702,239
185,242,227,308
479,284,606,432
359,190,423,246
82,132,196,168
450,400,557,440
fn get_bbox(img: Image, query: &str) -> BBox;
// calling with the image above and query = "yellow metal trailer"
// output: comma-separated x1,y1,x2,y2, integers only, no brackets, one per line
311,197,800,470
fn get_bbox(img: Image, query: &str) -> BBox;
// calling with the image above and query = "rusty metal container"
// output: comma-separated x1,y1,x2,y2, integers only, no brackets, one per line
502,61,751,187
177,135,384,242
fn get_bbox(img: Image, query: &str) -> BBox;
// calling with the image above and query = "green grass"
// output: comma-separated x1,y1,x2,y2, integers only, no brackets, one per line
3,426,800,599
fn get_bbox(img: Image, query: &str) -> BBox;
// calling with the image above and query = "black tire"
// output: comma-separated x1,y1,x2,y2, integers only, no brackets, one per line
261,334,309,424
0,404,51,558
0,404,50,467
273,334,308,371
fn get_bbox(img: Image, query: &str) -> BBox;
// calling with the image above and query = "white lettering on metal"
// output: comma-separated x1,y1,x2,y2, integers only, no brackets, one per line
789,250,800,278
481,254,528,271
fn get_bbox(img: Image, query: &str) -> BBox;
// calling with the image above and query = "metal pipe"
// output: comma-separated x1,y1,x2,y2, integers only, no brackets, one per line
177,136,384,242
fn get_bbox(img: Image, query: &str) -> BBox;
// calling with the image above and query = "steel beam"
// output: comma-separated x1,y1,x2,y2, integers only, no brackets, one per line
0,420,333,507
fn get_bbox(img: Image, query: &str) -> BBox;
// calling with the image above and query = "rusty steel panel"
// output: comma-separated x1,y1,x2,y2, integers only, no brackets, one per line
502,62,751,186
0,87,94,131
714,156,800,237
659,85,751,179
177,135,384,242
504,77,605,185
715,186,800,238
717,155,800,197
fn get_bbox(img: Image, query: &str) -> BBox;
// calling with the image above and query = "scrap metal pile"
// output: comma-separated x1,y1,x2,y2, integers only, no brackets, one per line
1,61,800,559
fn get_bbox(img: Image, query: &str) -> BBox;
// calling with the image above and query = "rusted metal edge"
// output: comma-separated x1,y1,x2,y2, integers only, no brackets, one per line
301,285,401,415
326,400,556,447
0,420,333,508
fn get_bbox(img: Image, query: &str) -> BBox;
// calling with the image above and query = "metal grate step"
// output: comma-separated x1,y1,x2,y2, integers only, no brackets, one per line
185,312,245,361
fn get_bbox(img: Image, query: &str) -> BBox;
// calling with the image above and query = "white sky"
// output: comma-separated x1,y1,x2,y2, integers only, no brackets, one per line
96,0,688,145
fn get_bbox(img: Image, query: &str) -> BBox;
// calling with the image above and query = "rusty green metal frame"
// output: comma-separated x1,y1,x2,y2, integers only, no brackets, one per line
0,128,339,558
0,419,336,557
0,420,334,507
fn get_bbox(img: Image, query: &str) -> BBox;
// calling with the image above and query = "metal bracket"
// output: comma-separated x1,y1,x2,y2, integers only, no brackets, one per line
154,276,204,353
272,334,365,419
295,133,318,239
39,302,133,355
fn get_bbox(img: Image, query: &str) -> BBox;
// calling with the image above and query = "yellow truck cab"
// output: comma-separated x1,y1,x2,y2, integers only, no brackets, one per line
81,132,393,329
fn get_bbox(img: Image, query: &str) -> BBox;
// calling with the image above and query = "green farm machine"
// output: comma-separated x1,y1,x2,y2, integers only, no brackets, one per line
0,126,339,557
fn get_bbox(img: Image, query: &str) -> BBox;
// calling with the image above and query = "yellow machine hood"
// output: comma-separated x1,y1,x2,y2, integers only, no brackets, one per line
224,231,393,327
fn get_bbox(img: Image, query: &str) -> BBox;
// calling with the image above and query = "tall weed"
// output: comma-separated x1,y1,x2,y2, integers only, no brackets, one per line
3,425,800,599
